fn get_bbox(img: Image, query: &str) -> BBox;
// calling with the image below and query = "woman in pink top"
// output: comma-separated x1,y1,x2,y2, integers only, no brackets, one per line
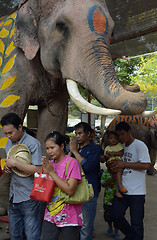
41,131,82,240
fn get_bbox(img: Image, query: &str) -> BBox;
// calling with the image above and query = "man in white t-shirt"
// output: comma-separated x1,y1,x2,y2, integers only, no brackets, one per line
110,121,150,240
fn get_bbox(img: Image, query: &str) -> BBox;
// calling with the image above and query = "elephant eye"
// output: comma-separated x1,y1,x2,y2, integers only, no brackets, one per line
56,21,67,31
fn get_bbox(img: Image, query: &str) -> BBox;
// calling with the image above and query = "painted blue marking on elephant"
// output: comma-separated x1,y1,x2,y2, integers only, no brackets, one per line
121,101,132,114
93,37,108,52
142,117,145,124
104,72,120,97
88,6,120,98
135,117,138,124
122,100,144,114
131,101,144,107
153,116,156,121
115,120,118,126
93,38,114,71
88,5,108,37
145,118,149,126
126,117,130,122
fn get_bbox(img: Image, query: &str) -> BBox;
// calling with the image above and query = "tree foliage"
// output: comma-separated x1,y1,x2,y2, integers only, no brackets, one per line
113,54,157,110
113,57,141,85
130,54,157,96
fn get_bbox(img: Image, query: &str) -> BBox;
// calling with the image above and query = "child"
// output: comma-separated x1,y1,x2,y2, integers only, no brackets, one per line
101,162,121,239
41,131,82,240
104,131,127,197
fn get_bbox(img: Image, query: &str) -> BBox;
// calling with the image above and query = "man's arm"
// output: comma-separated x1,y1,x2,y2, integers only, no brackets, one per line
69,138,100,172
110,160,150,172
69,138,84,164
122,161,150,170
110,140,151,172
6,157,42,174
70,151,84,164
107,149,124,157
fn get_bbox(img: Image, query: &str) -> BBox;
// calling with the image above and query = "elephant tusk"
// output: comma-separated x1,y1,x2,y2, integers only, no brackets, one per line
138,110,157,117
66,79,121,116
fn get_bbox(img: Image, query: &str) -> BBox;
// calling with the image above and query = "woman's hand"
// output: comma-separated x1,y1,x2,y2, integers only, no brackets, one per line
42,156,54,174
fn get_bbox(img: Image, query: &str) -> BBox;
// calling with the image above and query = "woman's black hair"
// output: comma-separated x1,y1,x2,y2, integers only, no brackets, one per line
45,131,67,151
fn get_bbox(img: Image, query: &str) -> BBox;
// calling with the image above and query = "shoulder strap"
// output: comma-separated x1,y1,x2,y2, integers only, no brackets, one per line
65,157,73,178
65,157,85,179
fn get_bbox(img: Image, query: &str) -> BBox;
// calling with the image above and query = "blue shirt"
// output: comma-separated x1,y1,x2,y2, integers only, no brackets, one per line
79,141,101,197
5,131,42,203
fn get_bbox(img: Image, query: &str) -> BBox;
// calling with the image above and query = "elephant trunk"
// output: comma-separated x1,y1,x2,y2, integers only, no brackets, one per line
66,79,121,116
65,48,147,115
63,30,147,115
78,4,147,115
76,38,147,115
88,63,147,115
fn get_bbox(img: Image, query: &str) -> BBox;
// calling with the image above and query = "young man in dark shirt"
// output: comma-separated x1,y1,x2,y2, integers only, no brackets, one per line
69,122,101,240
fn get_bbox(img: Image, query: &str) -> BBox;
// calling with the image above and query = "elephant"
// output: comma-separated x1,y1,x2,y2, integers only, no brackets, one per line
103,114,157,175
0,0,151,215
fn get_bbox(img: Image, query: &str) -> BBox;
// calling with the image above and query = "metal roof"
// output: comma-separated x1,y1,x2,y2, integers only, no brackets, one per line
106,0,157,56
1,0,157,56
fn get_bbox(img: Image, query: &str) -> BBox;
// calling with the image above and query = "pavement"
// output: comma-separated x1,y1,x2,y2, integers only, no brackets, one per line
0,174,157,240
94,174,157,240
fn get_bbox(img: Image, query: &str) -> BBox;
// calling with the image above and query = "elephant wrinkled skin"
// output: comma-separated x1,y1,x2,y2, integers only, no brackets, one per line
0,0,147,148
0,0,147,214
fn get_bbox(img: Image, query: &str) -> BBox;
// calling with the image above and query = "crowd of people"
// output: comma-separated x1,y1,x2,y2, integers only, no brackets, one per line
0,112,151,240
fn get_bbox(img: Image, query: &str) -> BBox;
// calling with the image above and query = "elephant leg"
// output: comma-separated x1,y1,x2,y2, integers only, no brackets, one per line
37,92,68,155
37,107,68,155
147,147,157,175
0,173,11,215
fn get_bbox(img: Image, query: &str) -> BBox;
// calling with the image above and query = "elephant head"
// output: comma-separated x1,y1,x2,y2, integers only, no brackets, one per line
0,0,152,153
14,0,147,116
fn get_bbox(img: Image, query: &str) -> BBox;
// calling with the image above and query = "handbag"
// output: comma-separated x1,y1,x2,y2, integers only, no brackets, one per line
59,159,94,204
30,170,56,202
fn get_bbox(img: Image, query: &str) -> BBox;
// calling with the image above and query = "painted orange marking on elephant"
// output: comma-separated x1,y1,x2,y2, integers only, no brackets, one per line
93,9,106,34
99,53,111,67
108,115,157,130
112,89,118,94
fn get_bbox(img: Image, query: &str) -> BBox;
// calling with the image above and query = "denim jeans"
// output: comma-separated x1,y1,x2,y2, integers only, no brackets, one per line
80,196,97,240
111,195,145,240
9,199,43,240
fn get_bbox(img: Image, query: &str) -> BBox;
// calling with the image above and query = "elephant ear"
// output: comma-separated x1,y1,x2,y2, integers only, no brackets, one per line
14,1,39,60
